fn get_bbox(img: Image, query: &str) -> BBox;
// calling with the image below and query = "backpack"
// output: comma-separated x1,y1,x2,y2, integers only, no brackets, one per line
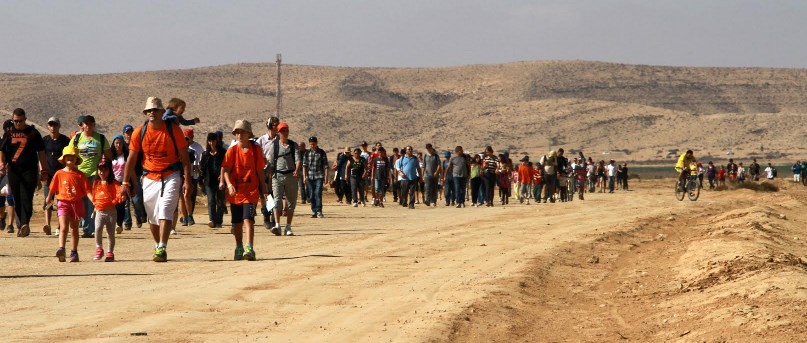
304,148,327,173
772,168,778,178
72,132,107,158
136,120,181,177
271,139,298,174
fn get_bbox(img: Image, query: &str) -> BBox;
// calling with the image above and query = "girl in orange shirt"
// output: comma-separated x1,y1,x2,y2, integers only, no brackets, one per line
47,146,91,262
89,158,123,262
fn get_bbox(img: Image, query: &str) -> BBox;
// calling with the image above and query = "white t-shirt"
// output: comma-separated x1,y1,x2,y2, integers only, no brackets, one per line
606,164,616,177
765,166,774,179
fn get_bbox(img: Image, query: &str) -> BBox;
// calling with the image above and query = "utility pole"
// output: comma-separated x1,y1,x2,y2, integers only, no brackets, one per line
276,53,282,118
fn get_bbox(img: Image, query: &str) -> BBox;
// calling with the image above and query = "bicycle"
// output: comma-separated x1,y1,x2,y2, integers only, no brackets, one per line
675,170,700,201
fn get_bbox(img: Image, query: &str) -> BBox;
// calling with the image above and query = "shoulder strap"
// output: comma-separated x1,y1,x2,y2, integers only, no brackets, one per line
72,132,81,148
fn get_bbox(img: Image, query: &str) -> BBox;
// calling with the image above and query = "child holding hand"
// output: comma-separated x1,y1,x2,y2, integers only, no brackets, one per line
89,158,124,262
47,146,90,262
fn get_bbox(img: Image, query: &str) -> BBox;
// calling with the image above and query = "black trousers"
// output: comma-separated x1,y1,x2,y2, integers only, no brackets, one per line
423,176,438,205
8,167,37,227
400,179,416,206
482,172,496,205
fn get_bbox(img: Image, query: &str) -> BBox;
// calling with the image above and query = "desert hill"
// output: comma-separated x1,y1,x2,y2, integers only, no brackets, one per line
1,60,806,163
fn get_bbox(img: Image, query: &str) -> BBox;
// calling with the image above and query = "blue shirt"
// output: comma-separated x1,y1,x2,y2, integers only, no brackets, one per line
399,155,419,181
793,163,802,174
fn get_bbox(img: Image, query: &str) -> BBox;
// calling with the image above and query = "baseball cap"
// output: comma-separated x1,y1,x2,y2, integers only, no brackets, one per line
80,115,95,124
276,122,289,131
183,128,194,137
122,124,134,133
47,117,60,125
308,136,317,142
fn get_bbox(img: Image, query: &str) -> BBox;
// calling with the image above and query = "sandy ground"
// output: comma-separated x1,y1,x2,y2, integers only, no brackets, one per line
1,180,805,342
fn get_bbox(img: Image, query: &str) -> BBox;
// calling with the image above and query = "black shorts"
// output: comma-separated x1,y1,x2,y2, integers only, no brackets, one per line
230,203,257,224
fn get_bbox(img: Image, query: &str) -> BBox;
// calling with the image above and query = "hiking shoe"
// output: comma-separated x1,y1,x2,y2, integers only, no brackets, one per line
244,247,256,261
104,251,115,262
18,224,29,237
153,247,167,262
69,250,79,262
56,247,66,262
43,224,52,235
284,228,294,236
234,246,244,261
270,225,281,236
115,226,123,234
187,216,196,226
208,221,215,228
94,247,104,260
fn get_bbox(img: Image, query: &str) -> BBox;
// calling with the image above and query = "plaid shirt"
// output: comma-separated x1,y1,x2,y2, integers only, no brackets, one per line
303,148,329,179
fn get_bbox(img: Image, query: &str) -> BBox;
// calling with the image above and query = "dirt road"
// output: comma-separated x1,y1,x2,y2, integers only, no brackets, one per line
0,181,760,342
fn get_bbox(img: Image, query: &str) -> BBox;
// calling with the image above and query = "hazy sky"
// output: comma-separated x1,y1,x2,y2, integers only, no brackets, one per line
1,0,805,74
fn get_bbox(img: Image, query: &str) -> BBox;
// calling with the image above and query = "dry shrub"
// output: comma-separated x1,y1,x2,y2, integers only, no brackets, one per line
715,181,778,192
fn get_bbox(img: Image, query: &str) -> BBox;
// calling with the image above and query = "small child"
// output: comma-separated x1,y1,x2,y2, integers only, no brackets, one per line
89,158,123,262
162,98,201,126
517,157,532,204
222,120,266,261
46,146,90,262
532,162,543,203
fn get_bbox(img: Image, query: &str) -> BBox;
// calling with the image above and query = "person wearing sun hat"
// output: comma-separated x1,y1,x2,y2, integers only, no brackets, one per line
121,96,192,262
47,144,90,262
0,108,48,238
222,119,266,260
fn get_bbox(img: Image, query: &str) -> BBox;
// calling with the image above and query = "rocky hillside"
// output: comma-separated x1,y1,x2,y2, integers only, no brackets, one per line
1,61,805,163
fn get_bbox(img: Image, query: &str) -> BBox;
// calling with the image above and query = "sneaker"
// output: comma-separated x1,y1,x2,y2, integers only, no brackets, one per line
180,216,187,226
81,231,93,238
0,217,5,231
43,224,52,235
56,247,66,262
170,229,177,235
115,226,123,234
361,202,366,207
136,220,143,229
456,204,462,208
234,246,244,261
208,221,215,228
69,250,79,262
104,251,115,262
379,202,385,208
153,247,167,262
243,247,256,261
94,247,104,260
124,225,132,230
317,212,324,218
187,216,196,226
310,213,317,218
18,224,29,237
270,225,282,236
262,216,271,229
353,202,358,207
284,227,294,236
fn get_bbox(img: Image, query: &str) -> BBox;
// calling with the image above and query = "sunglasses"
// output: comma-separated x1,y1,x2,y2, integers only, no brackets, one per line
12,119,25,123
145,109,159,114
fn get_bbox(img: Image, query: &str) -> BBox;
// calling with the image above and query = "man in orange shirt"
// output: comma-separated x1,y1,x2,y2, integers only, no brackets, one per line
222,120,266,261
121,97,192,262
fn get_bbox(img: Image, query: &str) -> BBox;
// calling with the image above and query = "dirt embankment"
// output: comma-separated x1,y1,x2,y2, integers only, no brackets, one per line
443,180,807,342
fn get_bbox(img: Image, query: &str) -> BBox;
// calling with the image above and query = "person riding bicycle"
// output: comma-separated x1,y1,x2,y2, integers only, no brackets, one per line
675,150,697,189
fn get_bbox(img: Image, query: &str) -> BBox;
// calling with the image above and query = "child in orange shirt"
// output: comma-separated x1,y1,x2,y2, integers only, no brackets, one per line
47,146,91,262
89,158,123,262
517,157,533,204
222,120,266,261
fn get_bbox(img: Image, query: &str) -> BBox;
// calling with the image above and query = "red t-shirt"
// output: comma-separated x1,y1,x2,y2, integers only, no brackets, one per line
91,180,124,211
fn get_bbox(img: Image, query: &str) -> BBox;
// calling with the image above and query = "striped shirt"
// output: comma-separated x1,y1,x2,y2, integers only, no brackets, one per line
482,155,499,174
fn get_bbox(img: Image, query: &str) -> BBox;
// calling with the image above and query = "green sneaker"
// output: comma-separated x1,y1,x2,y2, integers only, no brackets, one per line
234,246,244,261
244,246,256,261
153,247,167,262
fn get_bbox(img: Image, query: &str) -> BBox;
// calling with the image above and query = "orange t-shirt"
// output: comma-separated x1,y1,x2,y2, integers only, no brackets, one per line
49,169,91,202
129,122,189,180
222,143,265,204
517,164,533,184
90,180,123,211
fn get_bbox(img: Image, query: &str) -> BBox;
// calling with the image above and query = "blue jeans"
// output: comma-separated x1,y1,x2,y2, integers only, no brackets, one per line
308,178,323,214
444,177,455,204
453,177,467,206
608,176,615,192
131,178,147,224
122,197,132,227
81,175,96,235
